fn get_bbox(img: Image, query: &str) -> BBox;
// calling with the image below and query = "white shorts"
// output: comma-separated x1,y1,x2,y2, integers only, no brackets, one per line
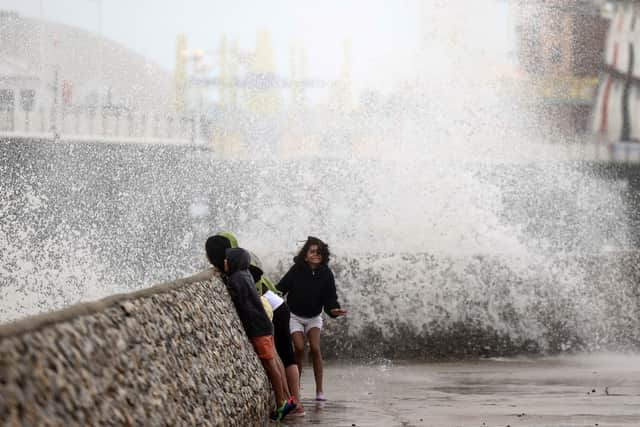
289,312,323,334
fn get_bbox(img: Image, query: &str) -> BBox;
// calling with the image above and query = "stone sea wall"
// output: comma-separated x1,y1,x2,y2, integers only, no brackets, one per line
0,270,272,426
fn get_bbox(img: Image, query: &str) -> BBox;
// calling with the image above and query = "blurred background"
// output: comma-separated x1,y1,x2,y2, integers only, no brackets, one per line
0,0,598,148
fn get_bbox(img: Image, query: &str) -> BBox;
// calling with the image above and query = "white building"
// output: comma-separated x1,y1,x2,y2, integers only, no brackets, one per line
0,10,176,135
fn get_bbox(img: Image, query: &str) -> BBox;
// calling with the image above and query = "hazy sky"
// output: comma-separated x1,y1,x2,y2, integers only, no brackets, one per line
4,1,516,94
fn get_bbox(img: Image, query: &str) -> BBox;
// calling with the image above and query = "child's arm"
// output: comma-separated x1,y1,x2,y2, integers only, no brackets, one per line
323,270,347,318
275,266,294,295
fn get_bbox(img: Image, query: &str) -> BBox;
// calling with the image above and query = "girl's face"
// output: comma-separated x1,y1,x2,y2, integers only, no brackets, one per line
305,244,322,268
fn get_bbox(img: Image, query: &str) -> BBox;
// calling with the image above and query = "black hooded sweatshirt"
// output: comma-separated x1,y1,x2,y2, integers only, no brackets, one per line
276,258,341,318
224,248,273,338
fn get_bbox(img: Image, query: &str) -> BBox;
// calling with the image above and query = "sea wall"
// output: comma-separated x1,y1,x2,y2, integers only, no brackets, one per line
0,270,272,426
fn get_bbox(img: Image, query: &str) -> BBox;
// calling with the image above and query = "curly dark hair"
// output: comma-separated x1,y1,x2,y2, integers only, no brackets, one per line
296,236,330,266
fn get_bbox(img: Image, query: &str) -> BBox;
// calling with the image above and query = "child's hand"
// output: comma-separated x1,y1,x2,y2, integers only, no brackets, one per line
330,308,347,317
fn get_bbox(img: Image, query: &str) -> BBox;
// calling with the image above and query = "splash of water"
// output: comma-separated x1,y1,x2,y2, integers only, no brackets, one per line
0,174,106,320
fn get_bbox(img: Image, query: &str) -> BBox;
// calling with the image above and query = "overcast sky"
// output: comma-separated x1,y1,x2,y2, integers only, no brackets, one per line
3,1,516,94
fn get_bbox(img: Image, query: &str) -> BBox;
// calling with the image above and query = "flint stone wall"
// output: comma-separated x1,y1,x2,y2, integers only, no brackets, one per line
0,270,272,426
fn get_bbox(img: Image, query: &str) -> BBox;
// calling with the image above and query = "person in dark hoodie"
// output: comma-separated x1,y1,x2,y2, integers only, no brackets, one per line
206,231,305,416
276,236,347,402
222,247,295,421
248,250,305,417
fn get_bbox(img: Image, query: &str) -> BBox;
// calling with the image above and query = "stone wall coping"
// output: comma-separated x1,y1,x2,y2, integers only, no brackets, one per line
0,268,219,339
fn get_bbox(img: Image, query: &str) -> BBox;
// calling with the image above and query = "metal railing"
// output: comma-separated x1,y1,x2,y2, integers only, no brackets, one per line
0,105,205,145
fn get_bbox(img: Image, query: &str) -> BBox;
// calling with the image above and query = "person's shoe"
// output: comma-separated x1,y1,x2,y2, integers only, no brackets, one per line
271,398,297,421
288,405,306,417
281,399,296,420
315,392,327,401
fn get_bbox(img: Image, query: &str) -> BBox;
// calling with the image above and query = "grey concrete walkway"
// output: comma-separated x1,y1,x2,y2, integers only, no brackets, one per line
283,353,640,427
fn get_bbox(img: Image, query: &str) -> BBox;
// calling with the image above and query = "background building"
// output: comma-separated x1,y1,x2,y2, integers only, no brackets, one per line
0,10,173,135
516,0,609,136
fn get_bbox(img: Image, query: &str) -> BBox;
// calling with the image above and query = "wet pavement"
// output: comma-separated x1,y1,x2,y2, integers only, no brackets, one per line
281,353,640,427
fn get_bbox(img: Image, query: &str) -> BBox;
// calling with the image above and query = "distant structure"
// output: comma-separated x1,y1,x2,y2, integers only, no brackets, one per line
247,29,281,113
174,34,188,113
177,30,353,114
0,10,173,136
591,0,640,155
328,40,353,113
515,0,609,136
289,43,308,111
175,30,354,155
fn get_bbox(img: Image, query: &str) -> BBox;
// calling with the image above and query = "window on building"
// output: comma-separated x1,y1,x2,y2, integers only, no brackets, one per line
0,89,15,111
20,89,35,112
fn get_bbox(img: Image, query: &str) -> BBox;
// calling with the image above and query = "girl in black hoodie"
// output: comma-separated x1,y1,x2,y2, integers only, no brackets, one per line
276,236,347,401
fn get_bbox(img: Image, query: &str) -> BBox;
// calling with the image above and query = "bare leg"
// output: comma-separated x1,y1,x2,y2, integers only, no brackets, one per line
307,327,323,396
285,363,303,406
261,357,286,405
275,354,291,398
291,331,306,378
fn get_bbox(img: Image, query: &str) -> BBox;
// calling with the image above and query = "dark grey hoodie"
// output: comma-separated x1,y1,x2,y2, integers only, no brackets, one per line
225,248,273,338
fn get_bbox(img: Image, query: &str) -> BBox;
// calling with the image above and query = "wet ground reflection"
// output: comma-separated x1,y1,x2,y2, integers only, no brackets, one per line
282,353,640,427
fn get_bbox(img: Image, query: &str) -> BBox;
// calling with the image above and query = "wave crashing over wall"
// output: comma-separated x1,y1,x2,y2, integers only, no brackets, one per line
320,252,640,359
2,139,639,360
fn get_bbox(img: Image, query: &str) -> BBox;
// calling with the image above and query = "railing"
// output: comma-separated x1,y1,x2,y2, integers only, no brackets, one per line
0,105,206,145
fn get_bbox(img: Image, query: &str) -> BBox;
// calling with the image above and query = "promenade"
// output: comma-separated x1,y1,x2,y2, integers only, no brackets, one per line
289,353,640,427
